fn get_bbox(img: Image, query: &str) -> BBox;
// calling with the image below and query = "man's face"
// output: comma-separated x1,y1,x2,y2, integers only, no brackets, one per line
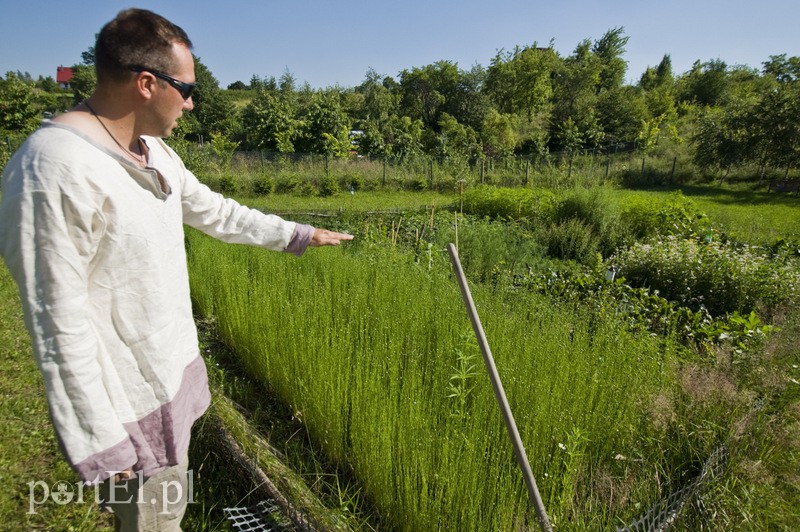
152,42,195,138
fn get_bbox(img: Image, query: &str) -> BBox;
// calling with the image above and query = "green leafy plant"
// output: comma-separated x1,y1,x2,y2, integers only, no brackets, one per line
447,333,480,421
613,236,800,316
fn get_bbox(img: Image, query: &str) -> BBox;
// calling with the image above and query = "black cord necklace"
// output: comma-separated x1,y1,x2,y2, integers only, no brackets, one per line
83,100,146,167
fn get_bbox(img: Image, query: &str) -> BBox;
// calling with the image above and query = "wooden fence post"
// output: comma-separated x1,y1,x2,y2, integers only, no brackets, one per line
525,159,530,186
568,152,574,179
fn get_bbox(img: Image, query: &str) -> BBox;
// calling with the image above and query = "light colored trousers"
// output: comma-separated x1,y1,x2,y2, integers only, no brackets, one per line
97,456,190,532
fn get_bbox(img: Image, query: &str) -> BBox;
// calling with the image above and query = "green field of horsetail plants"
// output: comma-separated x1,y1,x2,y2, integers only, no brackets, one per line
184,183,800,530
187,231,667,529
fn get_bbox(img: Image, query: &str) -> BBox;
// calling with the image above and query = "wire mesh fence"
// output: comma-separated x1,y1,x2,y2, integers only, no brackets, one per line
618,444,728,532
225,500,290,531
174,139,711,197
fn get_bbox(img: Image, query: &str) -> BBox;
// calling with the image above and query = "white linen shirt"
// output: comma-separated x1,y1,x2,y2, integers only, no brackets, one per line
0,122,313,483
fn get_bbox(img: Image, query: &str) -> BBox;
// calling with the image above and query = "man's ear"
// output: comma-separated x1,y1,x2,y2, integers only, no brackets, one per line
134,72,157,100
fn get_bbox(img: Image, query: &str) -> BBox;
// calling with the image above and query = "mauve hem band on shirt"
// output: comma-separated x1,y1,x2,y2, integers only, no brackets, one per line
72,355,211,485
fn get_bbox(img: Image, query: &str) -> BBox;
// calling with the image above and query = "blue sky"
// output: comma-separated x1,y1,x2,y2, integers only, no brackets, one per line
1,1,797,89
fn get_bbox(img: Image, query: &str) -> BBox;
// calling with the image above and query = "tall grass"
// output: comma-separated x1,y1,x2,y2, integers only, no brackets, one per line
187,231,673,529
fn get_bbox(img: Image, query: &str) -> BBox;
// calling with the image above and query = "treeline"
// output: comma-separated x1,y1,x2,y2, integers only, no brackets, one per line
2,28,800,178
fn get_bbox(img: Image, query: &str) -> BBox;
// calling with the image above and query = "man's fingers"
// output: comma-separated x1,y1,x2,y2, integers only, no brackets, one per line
311,229,354,247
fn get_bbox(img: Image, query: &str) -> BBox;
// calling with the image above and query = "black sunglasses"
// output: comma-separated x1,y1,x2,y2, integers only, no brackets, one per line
129,65,196,100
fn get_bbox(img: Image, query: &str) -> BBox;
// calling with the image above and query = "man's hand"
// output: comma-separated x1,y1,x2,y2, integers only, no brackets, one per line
310,228,354,247
113,469,135,482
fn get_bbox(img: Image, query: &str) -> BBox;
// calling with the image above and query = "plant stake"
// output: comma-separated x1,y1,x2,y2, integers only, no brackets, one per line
447,243,553,532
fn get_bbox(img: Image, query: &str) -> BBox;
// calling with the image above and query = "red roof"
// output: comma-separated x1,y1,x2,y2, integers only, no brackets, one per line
56,66,74,83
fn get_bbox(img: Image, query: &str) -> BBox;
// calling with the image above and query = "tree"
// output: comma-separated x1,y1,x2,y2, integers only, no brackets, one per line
679,59,729,106
555,117,583,154
386,115,425,161
640,54,674,91
641,60,677,121
398,61,460,130
592,27,629,92
447,63,492,131
692,103,749,176
762,54,800,83
485,44,558,120
279,68,296,94
550,40,602,150
36,76,60,93
436,113,480,160
227,80,248,91
596,86,648,145
187,56,238,140
356,68,398,125
81,37,97,66
240,90,298,152
637,114,663,174
295,90,352,157
0,72,42,133
69,64,96,105
480,109,518,158
755,81,800,174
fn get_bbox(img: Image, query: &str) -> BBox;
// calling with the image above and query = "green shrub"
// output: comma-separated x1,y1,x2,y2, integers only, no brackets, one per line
408,176,428,191
318,175,339,197
274,174,300,193
461,185,557,222
165,137,211,175
613,236,800,316
218,173,238,194
253,175,275,195
556,187,624,253
348,174,364,191
298,182,317,197
619,192,714,244
543,218,599,264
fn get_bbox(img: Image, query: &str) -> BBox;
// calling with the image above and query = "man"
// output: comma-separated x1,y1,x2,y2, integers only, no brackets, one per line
0,8,352,530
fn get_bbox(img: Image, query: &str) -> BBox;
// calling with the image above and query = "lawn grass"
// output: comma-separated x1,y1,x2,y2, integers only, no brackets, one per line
0,264,112,529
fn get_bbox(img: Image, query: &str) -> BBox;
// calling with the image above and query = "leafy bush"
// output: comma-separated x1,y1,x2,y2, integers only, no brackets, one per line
613,236,800,316
408,176,428,191
555,187,625,253
298,182,317,197
318,175,340,197
253,175,275,195
461,185,557,222
165,136,211,175
543,218,600,265
274,174,300,193
348,174,364,192
620,192,712,242
218,173,238,194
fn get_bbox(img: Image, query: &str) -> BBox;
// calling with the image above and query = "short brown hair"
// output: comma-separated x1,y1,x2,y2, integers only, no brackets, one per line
95,9,193,83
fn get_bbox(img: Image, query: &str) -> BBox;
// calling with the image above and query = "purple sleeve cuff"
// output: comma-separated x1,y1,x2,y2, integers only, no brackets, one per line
285,223,315,256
